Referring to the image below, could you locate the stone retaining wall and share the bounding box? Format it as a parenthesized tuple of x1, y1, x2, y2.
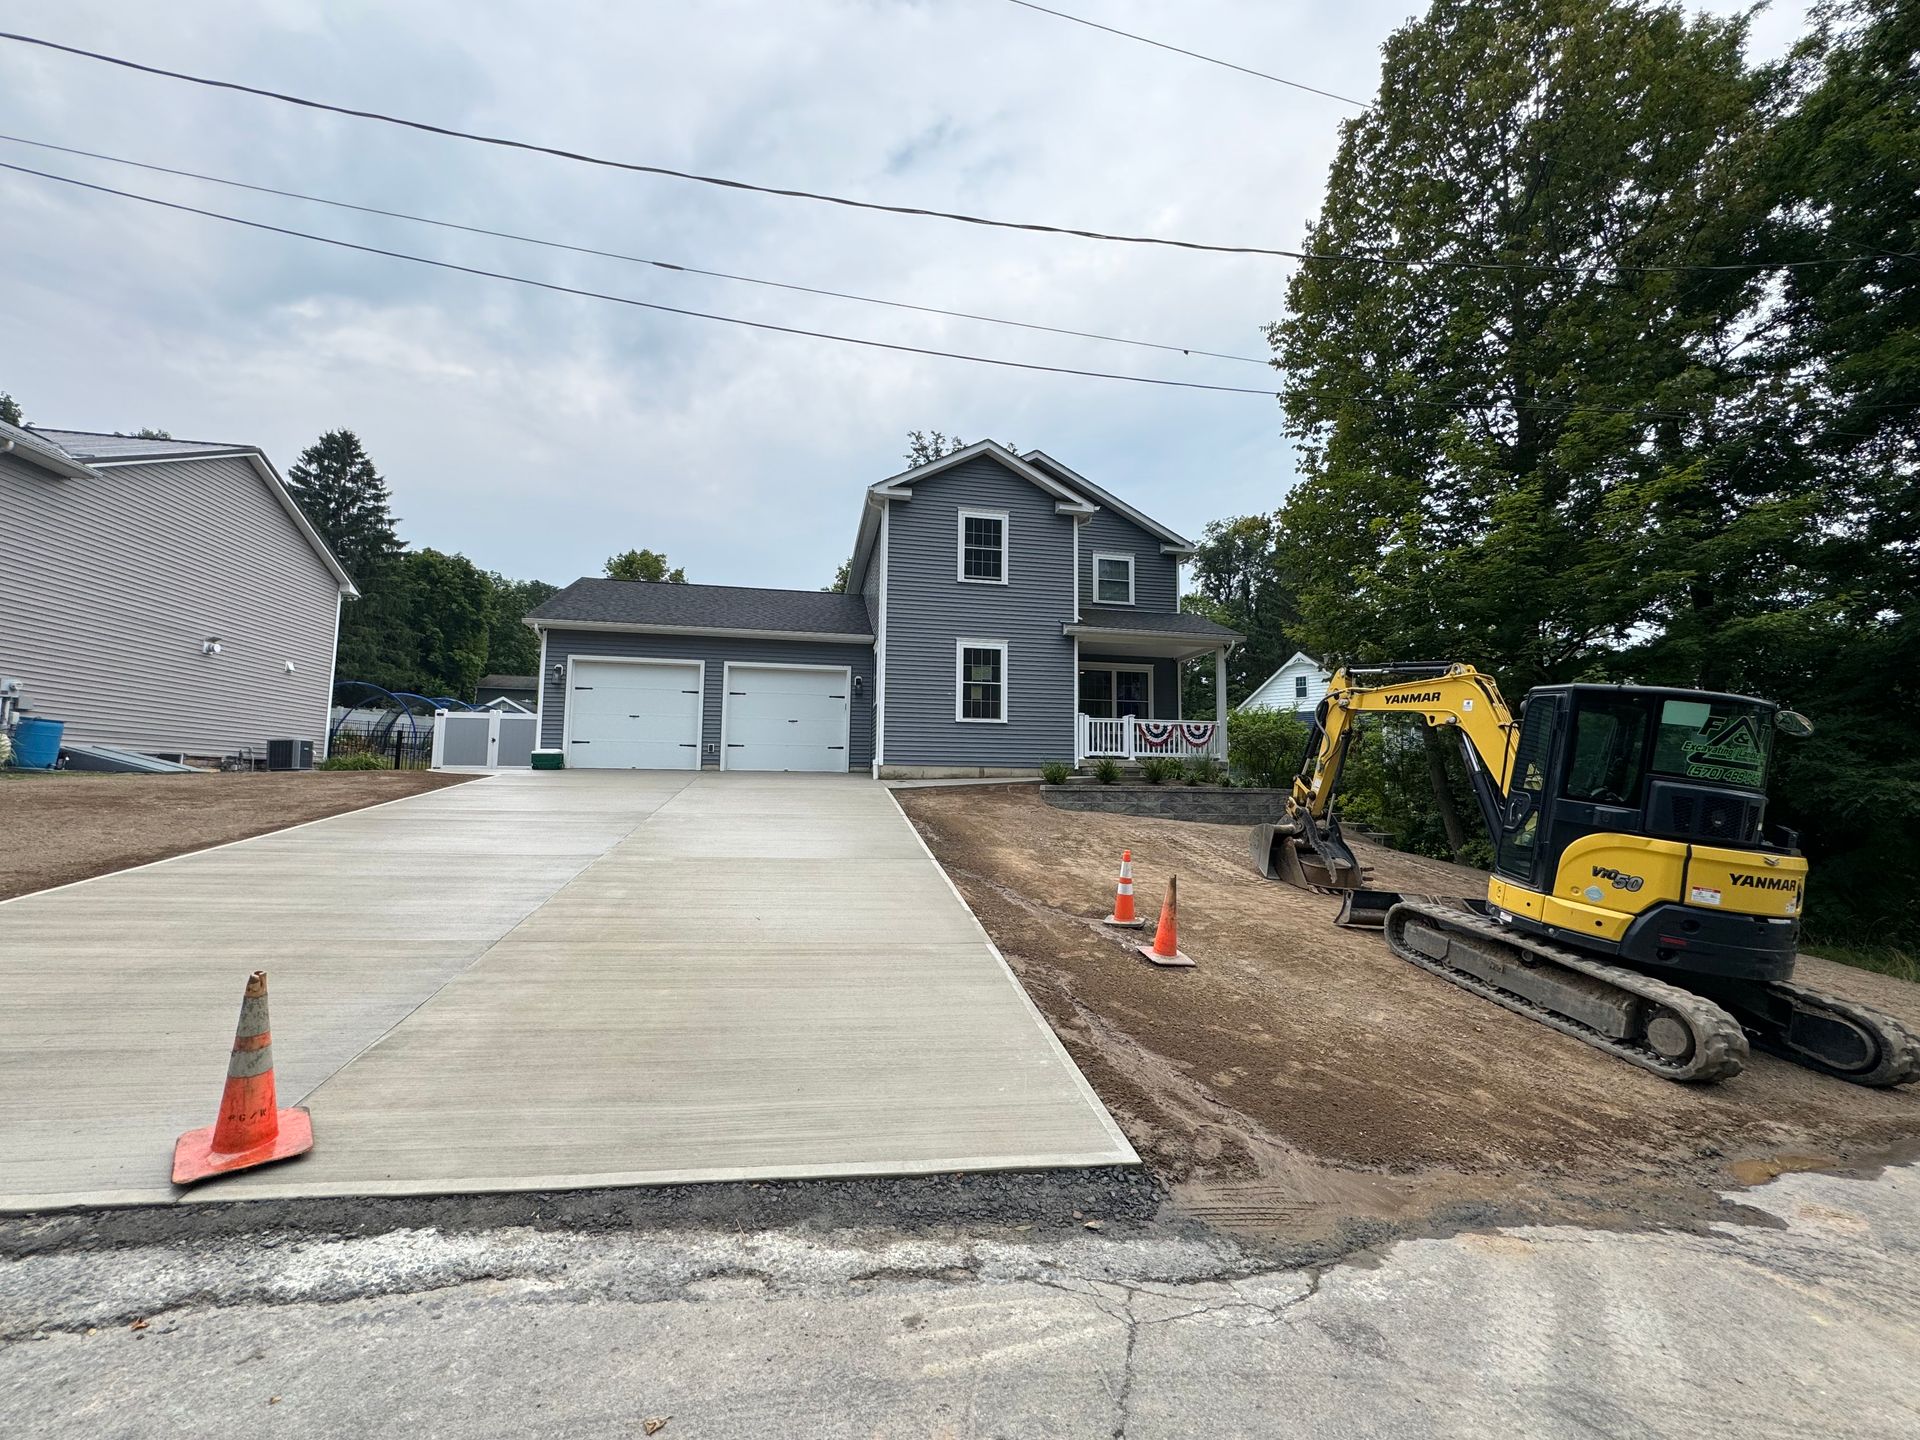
(1041, 784, 1288, 824)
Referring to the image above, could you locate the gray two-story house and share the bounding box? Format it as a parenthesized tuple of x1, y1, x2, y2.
(526, 442, 1240, 777)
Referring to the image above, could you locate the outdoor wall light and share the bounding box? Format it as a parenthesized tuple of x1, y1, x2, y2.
(201, 637, 223, 656)
(549, 663, 565, 684)
(853, 676, 865, 699)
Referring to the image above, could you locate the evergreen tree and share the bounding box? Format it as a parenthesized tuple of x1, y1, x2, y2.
(0, 392, 23, 426)
(287, 430, 402, 583)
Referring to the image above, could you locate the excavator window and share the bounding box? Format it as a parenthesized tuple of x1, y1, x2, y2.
(1495, 699, 1557, 881)
(1564, 696, 1650, 807)
(1651, 698, 1773, 789)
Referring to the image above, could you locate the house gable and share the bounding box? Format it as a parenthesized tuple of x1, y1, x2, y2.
(1242, 651, 1330, 712)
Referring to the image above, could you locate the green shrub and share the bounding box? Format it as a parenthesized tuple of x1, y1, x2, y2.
(317, 752, 390, 771)
(1040, 760, 1072, 785)
(1186, 755, 1225, 786)
(1227, 707, 1310, 789)
(1139, 756, 1180, 785)
(1092, 757, 1122, 785)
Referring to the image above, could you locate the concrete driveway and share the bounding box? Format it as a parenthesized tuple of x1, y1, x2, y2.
(0, 772, 1132, 1210)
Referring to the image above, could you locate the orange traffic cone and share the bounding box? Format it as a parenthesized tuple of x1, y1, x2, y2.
(172, 971, 313, 1185)
(1105, 849, 1146, 928)
(1137, 875, 1195, 968)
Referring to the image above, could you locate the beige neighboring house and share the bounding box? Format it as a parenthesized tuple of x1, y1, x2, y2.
(1240, 651, 1332, 715)
(0, 422, 357, 762)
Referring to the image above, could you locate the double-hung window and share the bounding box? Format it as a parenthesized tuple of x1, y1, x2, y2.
(958, 509, 1008, 584)
(957, 640, 1008, 722)
(1092, 551, 1135, 605)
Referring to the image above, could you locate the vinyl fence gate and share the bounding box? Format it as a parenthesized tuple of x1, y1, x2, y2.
(431, 709, 539, 770)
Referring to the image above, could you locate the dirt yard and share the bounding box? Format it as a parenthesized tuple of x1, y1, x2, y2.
(898, 783, 1920, 1246)
(0, 770, 473, 901)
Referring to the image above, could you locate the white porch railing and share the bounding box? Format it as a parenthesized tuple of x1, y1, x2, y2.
(1075, 714, 1225, 763)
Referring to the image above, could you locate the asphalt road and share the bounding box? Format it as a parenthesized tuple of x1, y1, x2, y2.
(4, 1164, 1917, 1438)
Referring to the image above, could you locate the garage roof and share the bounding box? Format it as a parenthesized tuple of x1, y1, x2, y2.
(527, 578, 875, 642)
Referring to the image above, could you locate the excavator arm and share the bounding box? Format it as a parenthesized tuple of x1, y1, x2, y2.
(1252, 662, 1519, 894)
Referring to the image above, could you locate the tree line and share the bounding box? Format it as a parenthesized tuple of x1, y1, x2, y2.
(283, 430, 694, 702)
(1182, 0, 1916, 950)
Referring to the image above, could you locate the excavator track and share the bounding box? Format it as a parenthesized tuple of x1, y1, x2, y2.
(1384, 899, 1749, 1084)
(1723, 979, 1920, 1088)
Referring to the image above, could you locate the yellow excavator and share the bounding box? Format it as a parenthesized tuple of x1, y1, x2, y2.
(1252, 663, 1918, 1086)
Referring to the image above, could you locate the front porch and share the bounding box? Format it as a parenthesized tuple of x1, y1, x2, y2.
(1074, 713, 1226, 763)
(1065, 606, 1240, 767)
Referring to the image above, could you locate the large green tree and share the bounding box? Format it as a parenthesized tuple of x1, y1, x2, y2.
(483, 574, 558, 680)
(0, 392, 23, 426)
(1273, 0, 1778, 685)
(604, 549, 686, 583)
(402, 549, 493, 701)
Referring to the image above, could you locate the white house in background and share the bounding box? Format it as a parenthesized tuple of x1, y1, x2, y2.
(1240, 651, 1332, 715)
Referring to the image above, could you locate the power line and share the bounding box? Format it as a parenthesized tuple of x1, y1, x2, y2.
(0, 160, 1284, 397)
(0, 29, 1311, 260)
(4, 30, 1902, 275)
(0, 133, 1268, 366)
(998, 0, 1370, 108)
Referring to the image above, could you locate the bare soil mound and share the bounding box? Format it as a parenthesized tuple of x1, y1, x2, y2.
(897, 783, 1920, 1244)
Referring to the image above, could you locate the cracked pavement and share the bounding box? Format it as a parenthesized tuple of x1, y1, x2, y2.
(5, 1164, 1919, 1438)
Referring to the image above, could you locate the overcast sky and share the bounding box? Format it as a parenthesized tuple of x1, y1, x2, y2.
(0, 1, 1811, 590)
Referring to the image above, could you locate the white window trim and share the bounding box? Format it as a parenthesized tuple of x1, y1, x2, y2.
(1092, 550, 1136, 606)
(955, 638, 1010, 724)
(719, 661, 852, 772)
(956, 507, 1010, 585)
(1077, 661, 1154, 719)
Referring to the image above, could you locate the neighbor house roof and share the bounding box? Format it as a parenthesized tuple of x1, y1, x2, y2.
(526, 578, 875, 642)
(1241, 653, 1330, 709)
(9, 425, 357, 595)
(477, 673, 537, 691)
(0, 419, 101, 479)
(1067, 607, 1242, 641)
(30, 429, 256, 462)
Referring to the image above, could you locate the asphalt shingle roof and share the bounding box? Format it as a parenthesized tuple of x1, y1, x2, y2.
(528, 578, 875, 637)
(1072, 607, 1243, 641)
(29, 428, 256, 462)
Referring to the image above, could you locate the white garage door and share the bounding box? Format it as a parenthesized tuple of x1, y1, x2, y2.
(567, 658, 703, 769)
(723, 664, 851, 772)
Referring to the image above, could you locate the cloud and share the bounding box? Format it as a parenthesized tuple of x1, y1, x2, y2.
(0, 0, 1812, 587)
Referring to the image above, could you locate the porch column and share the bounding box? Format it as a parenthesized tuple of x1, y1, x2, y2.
(1214, 647, 1229, 757)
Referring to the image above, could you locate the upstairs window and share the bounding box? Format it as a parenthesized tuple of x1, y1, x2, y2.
(1093, 552, 1135, 605)
(1294, 675, 1309, 699)
(958, 509, 1008, 584)
(957, 641, 1008, 722)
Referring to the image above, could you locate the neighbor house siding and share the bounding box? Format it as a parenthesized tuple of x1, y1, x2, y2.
(537, 627, 874, 769)
(1078, 507, 1179, 613)
(1243, 656, 1331, 714)
(0, 450, 341, 757)
(881, 454, 1076, 767)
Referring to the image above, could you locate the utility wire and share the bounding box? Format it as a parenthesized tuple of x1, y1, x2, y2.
(998, 0, 1370, 108)
(3, 30, 1905, 274)
(0, 133, 1267, 365)
(0, 160, 1283, 396)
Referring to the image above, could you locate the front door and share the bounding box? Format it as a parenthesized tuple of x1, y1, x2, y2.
(1078, 666, 1153, 718)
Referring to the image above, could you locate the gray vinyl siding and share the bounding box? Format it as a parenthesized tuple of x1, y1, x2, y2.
(1079, 508, 1179, 613)
(0, 450, 340, 758)
(881, 455, 1076, 766)
(538, 628, 874, 769)
(1077, 651, 1182, 720)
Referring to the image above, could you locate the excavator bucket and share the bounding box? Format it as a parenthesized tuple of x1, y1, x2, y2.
(1333, 889, 1405, 929)
(1250, 821, 1357, 891)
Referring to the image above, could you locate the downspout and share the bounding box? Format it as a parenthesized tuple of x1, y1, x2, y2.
(873, 501, 889, 777)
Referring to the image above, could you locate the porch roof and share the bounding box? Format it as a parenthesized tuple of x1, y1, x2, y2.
(1065, 607, 1240, 659)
